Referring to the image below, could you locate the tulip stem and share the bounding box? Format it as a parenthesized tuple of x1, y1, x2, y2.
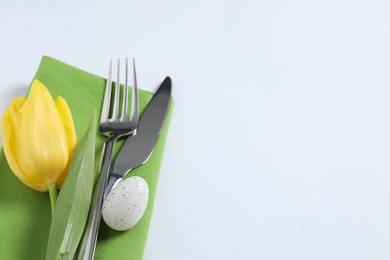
(47, 183, 58, 215)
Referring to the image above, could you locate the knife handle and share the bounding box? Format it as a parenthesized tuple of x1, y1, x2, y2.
(104, 175, 123, 198)
(77, 139, 115, 260)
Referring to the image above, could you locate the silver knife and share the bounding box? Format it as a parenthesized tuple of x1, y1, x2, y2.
(76, 76, 172, 260)
(104, 76, 172, 197)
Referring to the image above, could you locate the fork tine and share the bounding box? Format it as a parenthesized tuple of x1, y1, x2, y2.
(121, 58, 129, 121)
(100, 59, 112, 124)
(111, 58, 121, 120)
(129, 58, 139, 125)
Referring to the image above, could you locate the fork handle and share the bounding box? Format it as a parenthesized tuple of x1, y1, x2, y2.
(77, 139, 115, 260)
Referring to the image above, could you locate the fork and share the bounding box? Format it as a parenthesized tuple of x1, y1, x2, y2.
(77, 58, 139, 260)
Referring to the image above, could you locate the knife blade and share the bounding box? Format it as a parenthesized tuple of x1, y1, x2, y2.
(104, 76, 172, 196)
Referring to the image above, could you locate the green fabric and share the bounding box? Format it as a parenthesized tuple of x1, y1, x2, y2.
(0, 56, 173, 259)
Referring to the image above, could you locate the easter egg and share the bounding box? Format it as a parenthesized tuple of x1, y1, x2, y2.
(102, 176, 149, 231)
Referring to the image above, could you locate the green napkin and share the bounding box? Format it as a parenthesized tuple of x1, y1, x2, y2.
(0, 56, 173, 259)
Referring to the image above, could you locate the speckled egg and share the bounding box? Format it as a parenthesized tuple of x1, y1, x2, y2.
(102, 176, 149, 231)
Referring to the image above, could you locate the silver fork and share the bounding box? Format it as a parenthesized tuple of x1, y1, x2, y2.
(77, 58, 139, 260)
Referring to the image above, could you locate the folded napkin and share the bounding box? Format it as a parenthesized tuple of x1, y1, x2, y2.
(0, 56, 173, 259)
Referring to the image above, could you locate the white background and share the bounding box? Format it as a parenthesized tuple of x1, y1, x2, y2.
(1, 1, 390, 259)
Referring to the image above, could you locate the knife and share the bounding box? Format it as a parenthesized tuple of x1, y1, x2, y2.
(104, 76, 172, 197)
(76, 76, 172, 260)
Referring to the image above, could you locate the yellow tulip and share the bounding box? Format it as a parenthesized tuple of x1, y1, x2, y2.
(1, 79, 77, 194)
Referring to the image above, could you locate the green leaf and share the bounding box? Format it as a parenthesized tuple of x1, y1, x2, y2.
(45, 112, 96, 260)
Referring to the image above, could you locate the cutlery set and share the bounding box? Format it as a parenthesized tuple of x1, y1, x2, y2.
(76, 58, 172, 259)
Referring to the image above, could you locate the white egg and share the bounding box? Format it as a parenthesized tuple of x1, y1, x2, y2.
(102, 176, 149, 231)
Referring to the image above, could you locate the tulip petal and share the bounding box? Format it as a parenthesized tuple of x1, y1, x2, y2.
(16, 80, 69, 185)
(55, 96, 78, 187)
(2, 101, 48, 192)
(7, 96, 50, 188)
(55, 96, 77, 154)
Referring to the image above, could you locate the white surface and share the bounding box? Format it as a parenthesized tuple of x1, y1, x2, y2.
(1, 1, 390, 259)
